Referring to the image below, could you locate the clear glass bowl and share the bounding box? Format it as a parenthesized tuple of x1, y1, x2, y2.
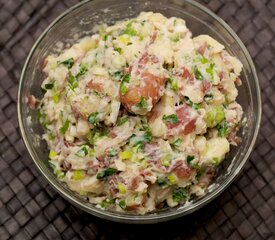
(18, 0, 261, 223)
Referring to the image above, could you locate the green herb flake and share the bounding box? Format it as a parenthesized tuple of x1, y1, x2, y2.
(121, 22, 137, 36)
(193, 66, 204, 80)
(167, 77, 179, 91)
(120, 73, 131, 95)
(109, 148, 117, 157)
(186, 155, 194, 165)
(119, 200, 126, 209)
(75, 63, 88, 80)
(172, 188, 188, 202)
(59, 119, 70, 135)
(96, 168, 118, 180)
(68, 71, 78, 90)
(76, 146, 88, 157)
(100, 198, 115, 209)
(88, 112, 99, 125)
(216, 121, 229, 137)
(171, 138, 182, 148)
(45, 82, 54, 90)
(58, 58, 74, 69)
(114, 48, 122, 54)
(136, 96, 148, 109)
(162, 114, 179, 124)
(184, 96, 202, 110)
(200, 56, 209, 64)
(116, 116, 129, 126)
(156, 178, 168, 188)
(206, 63, 215, 80)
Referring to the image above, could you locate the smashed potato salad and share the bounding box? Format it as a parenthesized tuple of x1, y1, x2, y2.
(37, 12, 244, 214)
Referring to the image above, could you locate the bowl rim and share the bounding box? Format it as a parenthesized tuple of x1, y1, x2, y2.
(17, 0, 262, 223)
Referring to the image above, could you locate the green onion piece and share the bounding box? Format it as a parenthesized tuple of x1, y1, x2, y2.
(88, 112, 99, 125)
(184, 96, 202, 110)
(172, 188, 188, 202)
(96, 168, 117, 180)
(58, 58, 74, 69)
(119, 200, 126, 209)
(206, 63, 215, 80)
(121, 22, 137, 36)
(205, 106, 225, 128)
(52, 93, 59, 103)
(72, 170, 86, 180)
(162, 114, 179, 124)
(59, 119, 70, 134)
(49, 150, 57, 159)
(171, 138, 182, 148)
(136, 96, 148, 108)
(167, 77, 179, 91)
(116, 116, 129, 126)
(216, 121, 229, 137)
(200, 56, 209, 64)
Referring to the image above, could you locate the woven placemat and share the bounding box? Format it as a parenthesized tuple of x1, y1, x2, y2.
(0, 0, 274, 239)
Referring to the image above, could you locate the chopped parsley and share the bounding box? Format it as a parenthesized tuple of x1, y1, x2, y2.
(172, 188, 188, 202)
(59, 119, 70, 135)
(136, 96, 148, 109)
(217, 121, 229, 137)
(96, 168, 117, 180)
(58, 58, 74, 69)
(193, 66, 204, 80)
(184, 96, 202, 110)
(162, 114, 179, 124)
(76, 146, 88, 157)
(186, 155, 194, 165)
(121, 22, 137, 36)
(116, 116, 129, 126)
(88, 112, 99, 125)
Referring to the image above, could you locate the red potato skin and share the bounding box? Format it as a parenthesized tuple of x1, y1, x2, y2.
(167, 104, 197, 135)
(120, 71, 166, 113)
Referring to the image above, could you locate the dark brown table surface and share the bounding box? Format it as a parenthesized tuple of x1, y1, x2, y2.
(0, 0, 274, 239)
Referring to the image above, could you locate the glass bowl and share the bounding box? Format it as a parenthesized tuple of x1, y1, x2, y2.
(17, 0, 261, 223)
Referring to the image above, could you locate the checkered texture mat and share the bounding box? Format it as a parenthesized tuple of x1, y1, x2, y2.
(0, 0, 274, 239)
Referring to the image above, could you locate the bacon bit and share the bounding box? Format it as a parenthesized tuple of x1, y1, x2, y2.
(183, 119, 196, 135)
(87, 81, 103, 92)
(235, 77, 242, 86)
(197, 42, 208, 55)
(219, 72, 225, 80)
(201, 80, 211, 93)
(147, 108, 161, 123)
(126, 204, 140, 211)
(108, 176, 119, 197)
(64, 140, 75, 147)
(198, 168, 214, 187)
(60, 160, 72, 171)
(109, 130, 117, 138)
(27, 95, 38, 109)
(174, 164, 193, 179)
(129, 176, 142, 190)
(217, 83, 225, 93)
(149, 31, 157, 45)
